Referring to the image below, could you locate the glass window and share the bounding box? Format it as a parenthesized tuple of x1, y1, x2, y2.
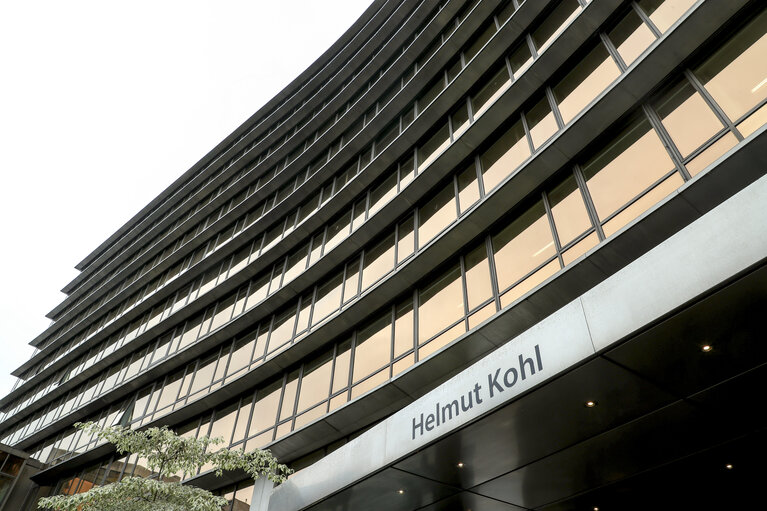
(375, 121, 399, 155)
(492, 201, 557, 292)
(343, 259, 360, 303)
(419, 77, 445, 113)
(312, 274, 343, 325)
(418, 182, 457, 247)
(653, 79, 725, 158)
(694, 10, 767, 122)
(246, 274, 269, 311)
(451, 102, 470, 140)
(324, 211, 352, 254)
(209, 403, 237, 445)
(267, 308, 296, 353)
(189, 354, 217, 397)
(369, 172, 397, 217)
(602, 172, 684, 236)
(457, 163, 480, 213)
(480, 119, 530, 192)
(552, 44, 621, 125)
(508, 40, 533, 79)
(394, 300, 414, 357)
(418, 123, 451, 172)
(465, 244, 493, 311)
(353, 315, 392, 383)
(547, 174, 592, 246)
(532, 0, 581, 53)
(525, 95, 559, 149)
(332, 341, 352, 394)
(685, 133, 738, 177)
(637, 0, 697, 33)
(418, 265, 464, 343)
(608, 7, 656, 66)
(361, 234, 396, 290)
(581, 116, 676, 221)
(279, 371, 298, 421)
(156, 371, 183, 411)
(210, 294, 236, 332)
(465, 22, 496, 62)
(297, 352, 333, 413)
(249, 381, 281, 435)
(283, 244, 309, 286)
(228, 334, 255, 376)
(471, 65, 511, 119)
(397, 214, 415, 262)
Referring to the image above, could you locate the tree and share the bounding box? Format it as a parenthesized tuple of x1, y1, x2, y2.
(38, 421, 292, 511)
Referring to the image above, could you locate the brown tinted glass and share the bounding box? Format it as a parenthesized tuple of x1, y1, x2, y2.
(532, 0, 581, 52)
(418, 182, 457, 247)
(695, 10, 767, 122)
(465, 244, 493, 310)
(525, 96, 559, 149)
(608, 8, 656, 66)
(418, 265, 464, 343)
(492, 200, 556, 292)
(361, 234, 396, 290)
(654, 80, 724, 158)
(548, 174, 592, 246)
(480, 119, 530, 192)
(552, 43, 621, 124)
(582, 116, 675, 220)
(637, 0, 697, 33)
(353, 315, 392, 382)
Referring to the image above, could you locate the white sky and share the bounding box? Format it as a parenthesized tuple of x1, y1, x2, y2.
(0, 0, 373, 397)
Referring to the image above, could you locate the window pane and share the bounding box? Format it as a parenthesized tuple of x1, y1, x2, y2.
(397, 214, 415, 262)
(343, 260, 360, 303)
(229, 334, 255, 375)
(209, 403, 237, 445)
(457, 164, 480, 213)
(637, 0, 697, 33)
(361, 233, 396, 290)
(582, 116, 675, 220)
(418, 182, 457, 247)
(369, 172, 398, 217)
(324, 211, 352, 254)
(312, 274, 343, 325)
(685, 133, 738, 177)
(480, 119, 530, 192)
(547, 174, 592, 246)
(694, 10, 767, 121)
(332, 341, 351, 393)
(608, 8, 656, 66)
(451, 102, 470, 140)
(508, 40, 533, 78)
(418, 265, 464, 343)
(394, 300, 414, 357)
(653, 79, 725, 158)
(471, 65, 511, 119)
(602, 172, 684, 236)
(249, 381, 281, 434)
(189, 355, 217, 396)
(465, 244, 493, 311)
(353, 315, 392, 383)
(418, 123, 451, 172)
(267, 308, 296, 353)
(552, 43, 621, 124)
(492, 201, 557, 292)
(297, 352, 333, 412)
(532, 0, 581, 53)
(283, 244, 309, 286)
(525, 96, 559, 149)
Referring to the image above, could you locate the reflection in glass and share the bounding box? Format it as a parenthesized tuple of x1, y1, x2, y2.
(552, 44, 620, 124)
(694, 9, 767, 121)
(418, 124, 451, 172)
(653, 79, 724, 158)
(548, 174, 592, 246)
(685, 133, 738, 176)
(492, 201, 556, 292)
(582, 117, 675, 221)
(361, 234, 395, 290)
(472, 65, 511, 119)
(464, 245, 493, 311)
(602, 173, 683, 236)
(480, 119, 530, 192)
(418, 265, 464, 343)
(353, 315, 391, 383)
(608, 7, 656, 66)
(637, 0, 697, 33)
(418, 182, 457, 247)
(457, 164, 480, 214)
(525, 96, 559, 149)
(508, 40, 533, 78)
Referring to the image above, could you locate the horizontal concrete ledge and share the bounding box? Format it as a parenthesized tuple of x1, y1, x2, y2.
(29, 124, 767, 483)
(267, 172, 767, 511)
(2, 0, 749, 434)
(52, 0, 447, 318)
(69, 0, 396, 276)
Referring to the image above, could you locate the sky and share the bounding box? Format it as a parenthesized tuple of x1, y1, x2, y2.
(0, 0, 373, 396)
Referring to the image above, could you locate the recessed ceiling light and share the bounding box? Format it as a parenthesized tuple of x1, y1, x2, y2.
(457, 462, 464, 468)
(397, 489, 405, 494)
(593, 507, 599, 511)
(701, 345, 713, 352)
(585, 400, 597, 408)
(725, 464, 733, 470)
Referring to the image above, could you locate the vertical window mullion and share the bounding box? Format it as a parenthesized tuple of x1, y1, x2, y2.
(573, 165, 605, 240)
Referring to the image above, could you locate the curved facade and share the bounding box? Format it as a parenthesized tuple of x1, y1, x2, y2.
(3, 0, 767, 509)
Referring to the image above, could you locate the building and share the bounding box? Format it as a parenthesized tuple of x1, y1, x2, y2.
(2, 0, 766, 509)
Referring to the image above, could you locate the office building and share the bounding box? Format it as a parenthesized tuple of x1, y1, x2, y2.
(2, 0, 766, 509)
